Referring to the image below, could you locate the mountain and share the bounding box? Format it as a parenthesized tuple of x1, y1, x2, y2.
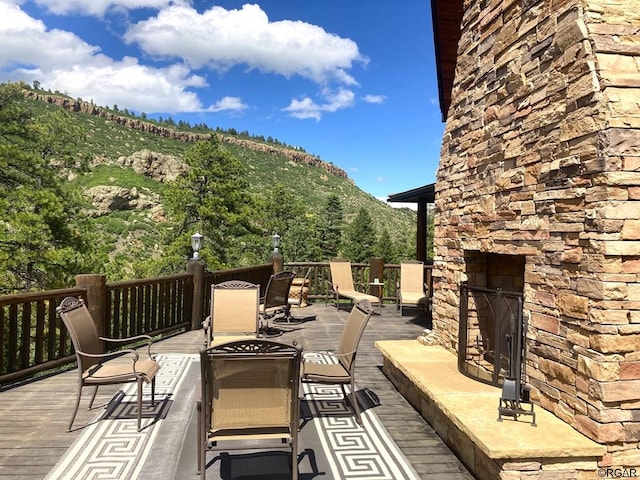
(22, 89, 417, 271)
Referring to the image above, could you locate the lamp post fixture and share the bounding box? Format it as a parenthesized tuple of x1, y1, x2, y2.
(272, 232, 281, 253)
(191, 232, 204, 259)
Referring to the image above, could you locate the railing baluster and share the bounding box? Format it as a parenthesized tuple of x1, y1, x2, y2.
(35, 301, 45, 364)
(8, 304, 18, 373)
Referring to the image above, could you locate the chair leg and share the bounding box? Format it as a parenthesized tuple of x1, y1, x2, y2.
(151, 376, 156, 406)
(68, 381, 84, 432)
(196, 401, 203, 476)
(88, 385, 99, 409)
(291, 439, 298, 480)
(343, 382, 362, 425)
(137, 379, 143, 431)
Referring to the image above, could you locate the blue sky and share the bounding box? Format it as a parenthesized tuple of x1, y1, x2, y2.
(0, 0, 445, 203)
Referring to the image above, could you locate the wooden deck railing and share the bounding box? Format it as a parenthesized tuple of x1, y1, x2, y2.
(284, 261, 433, 304)
(0, 259, 432, 387)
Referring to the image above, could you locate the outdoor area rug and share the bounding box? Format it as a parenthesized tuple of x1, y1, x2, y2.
(45, 353, 199, 480)
(45, 352, 421, 480)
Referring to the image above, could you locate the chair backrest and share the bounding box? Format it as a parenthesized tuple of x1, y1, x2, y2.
(400, 261, 425, 294)
(290, 267, 312, 302)
(263, 271, 295, 309)
(336, 299, 374, 373)
(200, 339, 302, 434)
(56, 296, 104, 370)
(329, 261, 355, 292)
(211, 281, 260, 335)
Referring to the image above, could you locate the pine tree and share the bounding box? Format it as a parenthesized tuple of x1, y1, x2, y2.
(0, 82, 94, 292)
(375, 228, 396, 263)
(343, 207, 376, 263)
(162, 138, 256, 271)
(319, 193, 343, 260)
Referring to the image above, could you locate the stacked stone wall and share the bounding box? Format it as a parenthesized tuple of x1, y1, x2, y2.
(433, 0, 640, 463)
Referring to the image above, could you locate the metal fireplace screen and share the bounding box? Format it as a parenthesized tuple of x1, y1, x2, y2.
(458, 283, 535, 424)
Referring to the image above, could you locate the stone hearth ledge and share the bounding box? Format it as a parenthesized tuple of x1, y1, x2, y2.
(375, 340, 607, 480)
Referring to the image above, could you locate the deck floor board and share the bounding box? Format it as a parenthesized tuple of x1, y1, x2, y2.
(0, 302, 473, 480)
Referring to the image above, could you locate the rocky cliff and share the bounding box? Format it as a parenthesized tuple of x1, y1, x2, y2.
(23, 90, 351, 181)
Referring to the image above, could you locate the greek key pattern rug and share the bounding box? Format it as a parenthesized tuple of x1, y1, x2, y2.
(46, 352, 420, 480)
(45, 353, 198, 480)
(301, 352, 421, 480)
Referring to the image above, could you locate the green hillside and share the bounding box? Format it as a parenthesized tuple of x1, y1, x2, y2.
(22, 89, 417, 277)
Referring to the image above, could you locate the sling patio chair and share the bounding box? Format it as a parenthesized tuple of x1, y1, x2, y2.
(327, 260, 381, 312)
(259, 270, 295, 333)
(203, 280, 261, 347)
(197, 339, 302, 479)
(295, 299, 374, 425)
(56, 296, 160, 432)
(286, 267, 312, 322)
(397, 260, 430, 315)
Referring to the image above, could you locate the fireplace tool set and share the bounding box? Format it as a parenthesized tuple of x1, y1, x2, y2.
(497, 311, 536, 426)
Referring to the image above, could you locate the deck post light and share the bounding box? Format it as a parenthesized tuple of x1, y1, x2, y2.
(272, 232, 281, 253)
(191, 232, 204, 259)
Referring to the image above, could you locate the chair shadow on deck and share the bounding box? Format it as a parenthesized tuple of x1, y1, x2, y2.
(100, 391, 173, 429)
(210, 449, 323, 480)
(299, 387, 380, 430)
(266, 312, 318, 338)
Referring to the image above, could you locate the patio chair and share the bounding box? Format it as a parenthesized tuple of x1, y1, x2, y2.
(259, 270, 295, 332)
(197, 339, 302, 479)
(286, 267, 312, 322)
(397, 261, 430, 315)
(203, 280, 260, 347)
(296, 299, 374, 425)
(56, 296, 160, 432)
(327, 260, 381, 311)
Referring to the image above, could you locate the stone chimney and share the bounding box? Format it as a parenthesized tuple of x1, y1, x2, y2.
(433, 0, 640, 466)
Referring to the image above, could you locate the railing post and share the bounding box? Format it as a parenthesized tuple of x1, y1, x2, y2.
(269, 252, 283, 274)
(188, 259, 205, 331)
(369, 257, 384, 282)
(75, 274, 107, 337)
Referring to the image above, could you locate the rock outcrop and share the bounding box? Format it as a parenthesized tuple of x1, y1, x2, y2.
(116, 149, 187, 183)
(85, 185, 164, 221)
(22, 90, 350, 181)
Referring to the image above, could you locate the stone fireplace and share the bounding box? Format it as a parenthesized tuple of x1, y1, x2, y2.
(431, 0, 640, 467)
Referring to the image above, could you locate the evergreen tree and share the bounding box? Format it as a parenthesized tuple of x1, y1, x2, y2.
(343, 208, 376, 263)
(375, 228, 396, 263)
(319, 193, 343, 260)
(162, 138, 256, 271)
(261, 183, 304, 237)
(0, 82, 94, 293)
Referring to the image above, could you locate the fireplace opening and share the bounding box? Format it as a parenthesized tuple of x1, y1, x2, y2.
(457, 252, 525, 387)
(458, 252, 534, 423)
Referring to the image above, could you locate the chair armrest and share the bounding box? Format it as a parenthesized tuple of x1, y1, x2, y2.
(100, 334, 153, 345)
(99, 335, 155, 358)
(293, 334, 340, 351)
(77, 348, 140, 364)
(202, 316, 211, 346)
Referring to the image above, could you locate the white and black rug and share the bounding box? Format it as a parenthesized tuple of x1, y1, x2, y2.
(45, 353, 420, 480)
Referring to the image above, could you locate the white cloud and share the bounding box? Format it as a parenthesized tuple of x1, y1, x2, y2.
(363, 94, 386, 104)
(282, 87, 355, 120)
(0, 2, 99, 69)
(208, 96, 248, 113)
(0, 2, 215, 113)
(123, 4, 367, 85)
(30, 0, 183, 17)
(0, 2, 367, 118)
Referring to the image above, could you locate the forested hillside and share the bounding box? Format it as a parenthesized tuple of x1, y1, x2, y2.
(0, 81, 418, 294)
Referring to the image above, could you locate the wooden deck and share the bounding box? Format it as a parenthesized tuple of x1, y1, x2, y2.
(0, 302, 473, 480)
